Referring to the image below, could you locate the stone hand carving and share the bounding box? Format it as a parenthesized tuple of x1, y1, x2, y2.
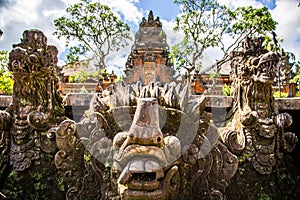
(276, 113, 298, 153)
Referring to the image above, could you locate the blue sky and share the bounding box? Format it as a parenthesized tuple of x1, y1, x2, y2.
(1, 0, 300, 76)
(136, 0, 277, 19)
(257, 0, 276, 9)
(137, 0, 180, 21)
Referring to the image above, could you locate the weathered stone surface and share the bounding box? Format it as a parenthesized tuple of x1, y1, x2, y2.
(4, 94, 300, 111)
(54, 81, 238, 199)
(1, 31, 299, 200)
(221, 37, 299, 199)
(276, 97, 300, 110)
(0, 29, 65, 199)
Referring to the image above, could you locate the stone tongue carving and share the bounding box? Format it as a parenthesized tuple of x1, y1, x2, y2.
(220, 37, 298, 174)
(55, 81, 238, 199)
(0, 29, 65, 174)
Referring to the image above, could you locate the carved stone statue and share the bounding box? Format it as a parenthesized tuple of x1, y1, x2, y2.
(220, 37, 299, 199)
(1, 30, 299, 199)
(221, 37, 298, 174)
(0, 29, 65, 199)
(54, 81, 238, 199)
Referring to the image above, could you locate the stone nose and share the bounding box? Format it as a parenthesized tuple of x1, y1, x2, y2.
(128, 127, 164, 147)
(127, 98, 165, 147)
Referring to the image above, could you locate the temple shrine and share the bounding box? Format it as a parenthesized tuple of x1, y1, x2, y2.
(124, 11, 176, 85)
(58, 11, 295, 97)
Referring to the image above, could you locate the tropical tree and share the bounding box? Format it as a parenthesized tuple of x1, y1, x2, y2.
(171, 0, 232, 83)
(223, 6, 278, 58)
(53, 0, 131, 70)
(171, 0, 278, 82)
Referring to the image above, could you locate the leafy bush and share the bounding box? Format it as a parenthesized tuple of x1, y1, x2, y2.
(295, 90, 300, 97)
(222, 83, 231, 96)
(68, 70, 99, 83)
(0, 50, 13, 95)
(0, 71, 14, 94)
(273, 91, 288, 98)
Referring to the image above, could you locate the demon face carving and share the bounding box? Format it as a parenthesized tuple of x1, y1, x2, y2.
(54, 82, 238, 200)
(221, 37, 298, 175)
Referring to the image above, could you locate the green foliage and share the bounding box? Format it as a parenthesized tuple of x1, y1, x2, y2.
(295, 90, 300, 97)
(290, 71, 300, 85)
(222, 83, 231, 96)
(0, 71, 13, 95)
(69, 70, 99, 83)
(80, 86, 87, 93)
(53, 0, 131, 68)
(0, 51, 13, 95)
(227, 6, 277, 37)
(66, 45, 87, 64)
(0, 50, 9, 69)
(169, 41, 194, 72)
(2, 157, 66, 199)
(115, 75, 123, 83)
(172, 0, 231, 74)
(263, 35, 282, 52)
(258, 192, 272, 200)
(219, 6, 278, 67)
(210, 72, 221, 79)
(56, 176, 65, 192)
(273, 91, 288, 98)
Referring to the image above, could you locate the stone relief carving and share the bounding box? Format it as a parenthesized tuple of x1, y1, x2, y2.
(54, 81, 238, 199)
(0, 30, 299, 199)
(220, 37, 298, 174)
(0, 30, 66, 199)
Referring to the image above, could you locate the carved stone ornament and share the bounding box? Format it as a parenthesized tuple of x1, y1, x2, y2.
(0, 29, 65, 174)
(1, 31, 298, 199)
(54, 81, 238, 199)
(220, 37, 298, 175)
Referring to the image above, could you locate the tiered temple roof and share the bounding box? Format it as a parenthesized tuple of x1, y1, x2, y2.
(124, 11, 175, 85)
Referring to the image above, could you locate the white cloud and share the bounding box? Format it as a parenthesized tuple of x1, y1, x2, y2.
(271, 0, 300, 61)
(99, 0, 144, 25)
(216, 0, 300, 61)
(0, 0, 67, 54)
(218, 0, 263, 8)
(61, 0, 82, 6)
(160, 19, 184, 47)
(1, 0, 299, 75)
